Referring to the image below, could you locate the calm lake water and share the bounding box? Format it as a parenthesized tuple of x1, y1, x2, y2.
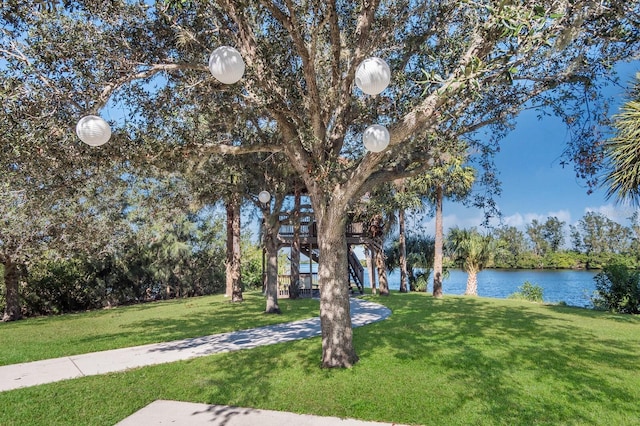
(369, 269, 598, 307)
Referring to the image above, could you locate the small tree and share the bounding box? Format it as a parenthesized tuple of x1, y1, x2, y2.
(508, 281, 544, 303)
(447, 227, 495, 296)
(493, 225, 529, 268)
(592, 263, 640, 314)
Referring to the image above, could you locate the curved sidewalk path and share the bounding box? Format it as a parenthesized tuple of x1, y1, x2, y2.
(0, 298, 391, 393)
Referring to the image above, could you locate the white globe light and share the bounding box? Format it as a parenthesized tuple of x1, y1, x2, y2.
(208, 46, 245, 84)
(76, 115, 111, 146)
(258, 190, 271, 204)
(363, 124, 390, 153)
(355, 57, 391, 95)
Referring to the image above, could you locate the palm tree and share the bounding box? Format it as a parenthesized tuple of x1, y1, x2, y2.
(603, 73, 640, 205)
(446, 227, 495, 296)
(410, 144, 475, 298)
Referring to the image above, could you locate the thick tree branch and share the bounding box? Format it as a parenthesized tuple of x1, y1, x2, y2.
(195, 142, 283, 156)
(215, 0, 290, 114)
(259, 0, 326, 145)
(327, 1, 341, 98)
(328, 0, 381, 155)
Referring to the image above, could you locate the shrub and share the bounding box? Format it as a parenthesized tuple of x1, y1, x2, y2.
(508, 281, 544, 302)
(24, 258, 103, 315)
(414, 274, 429, 292)
(592, 263, 640, 314)
(241, 243, 266, 290)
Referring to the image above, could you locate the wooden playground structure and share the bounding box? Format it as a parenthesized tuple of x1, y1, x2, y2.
(269, 210, 373, 298)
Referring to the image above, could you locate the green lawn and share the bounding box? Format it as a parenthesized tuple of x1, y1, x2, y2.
(1, 292, 639, 425)
(0, 292, 319, 365)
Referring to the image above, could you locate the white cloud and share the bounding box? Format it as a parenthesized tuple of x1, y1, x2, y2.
(487, 209, 572, 231)
(412, 212, 485, 236)
(548, 209, 572, 223)
(443, 212, 485, 230)
(584, 203, 639, 224)
(501, 212, 526, 228)
(412, 204, 639, 237)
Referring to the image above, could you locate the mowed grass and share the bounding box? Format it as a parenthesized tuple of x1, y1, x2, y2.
(0, 292, 319, 365)
(1, 292, 639, 425)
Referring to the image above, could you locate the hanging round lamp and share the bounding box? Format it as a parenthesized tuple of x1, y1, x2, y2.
(258, 190, 271, 204)
(355, 57, 391, 95)
(363, 124, 390, 153)
(208, 46, 245, 84)
(76, 115, 111, 146)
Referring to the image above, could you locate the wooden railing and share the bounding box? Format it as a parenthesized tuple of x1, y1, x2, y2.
(277, 218, 367, 239)
(346, 221, 366, 237)
(277, 273, 319, 298)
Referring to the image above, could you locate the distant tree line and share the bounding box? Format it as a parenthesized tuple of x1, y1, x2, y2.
(488, 212, 640, 270)
(385, 211, 640, 296)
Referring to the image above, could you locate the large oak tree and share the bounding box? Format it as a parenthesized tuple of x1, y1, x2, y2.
(2, 0, 638, 367)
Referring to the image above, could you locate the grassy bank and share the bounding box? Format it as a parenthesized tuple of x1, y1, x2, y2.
(1, 293, 639, 425)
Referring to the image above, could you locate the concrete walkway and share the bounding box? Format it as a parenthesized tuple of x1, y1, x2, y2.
(1, 298, 405, 425)
(116, 399, 406, 426)
(0, 298, 391, 393)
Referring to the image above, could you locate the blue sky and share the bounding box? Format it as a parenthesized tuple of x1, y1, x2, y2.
(429, 61, 640, 236)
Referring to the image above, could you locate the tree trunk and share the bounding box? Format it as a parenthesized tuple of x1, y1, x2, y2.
(365, 245, 377, 295)
(225, 194, 243, 302)
(398, 207, 408, 293)
(225, 199, 233, 298)
(433, 185, 444, 298)
(465, 268, 478, 296)
(289, 190, 301, 299)
(375, 242, 390, 296)
(264, 213, 281, 314)
(2, 259, 22, 322)
(316, 212, 358, 368)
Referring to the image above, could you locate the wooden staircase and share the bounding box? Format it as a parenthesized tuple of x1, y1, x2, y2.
(347, 248, 365, 294)
(276, 211, 368, 296)
(296, 245, 364, 295)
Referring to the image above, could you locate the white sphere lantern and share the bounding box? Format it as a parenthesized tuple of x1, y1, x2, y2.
(76, 115, 111, 146)
(363, 124, 390, 153)
(208, 46, 245, 84)
(258, 190, 271, 204)
(355, 57, 391, 95)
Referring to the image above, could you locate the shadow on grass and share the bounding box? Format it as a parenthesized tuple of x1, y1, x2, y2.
(117, 295, 320, 343)
(354, 293, 640, 424)
(2, 293, 638, 425)
(45, 294, 319, 360)
(546, 303, 640, 323)
(0, 333, 324, 425)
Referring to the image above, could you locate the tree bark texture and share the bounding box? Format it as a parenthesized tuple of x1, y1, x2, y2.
(398, 207, 408, 293)
(289, 190, 301, 299)
(433, 186, 444, 298)
(375, 242, 390, 296)
(225, 194, 243, 302)
(264, 214, 281, 314)
(317, 214, 358, 368)
(465, 269, 478, 296)
(365, 245, 377, 295)
(2, 259, 22, 322)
